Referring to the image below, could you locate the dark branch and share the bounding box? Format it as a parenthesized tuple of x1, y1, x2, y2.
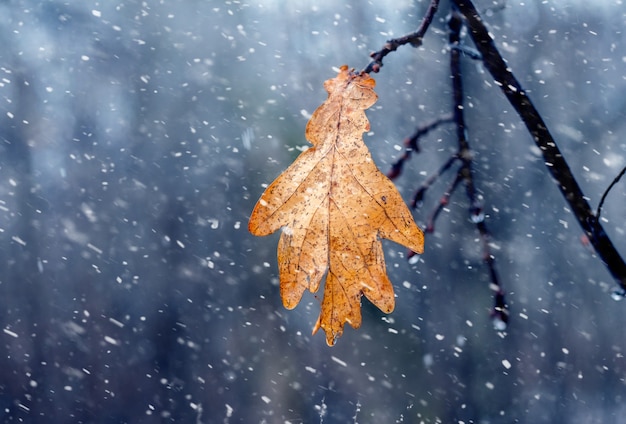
(387, 114, 454, 180)
(452, 0, 626, 291)
(596, 165, 626, 221)
(449, 8, 508, 328)
(404, 10, 510, 325)
(426, 172, 463, 233)
(363, 0, 441, 74)
(410, 154, 458, 209)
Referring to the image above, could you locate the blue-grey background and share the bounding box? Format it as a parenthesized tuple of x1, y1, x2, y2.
(0, 0, 624, 422)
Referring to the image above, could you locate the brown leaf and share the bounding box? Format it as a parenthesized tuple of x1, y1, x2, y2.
(249, 65, 424, 345)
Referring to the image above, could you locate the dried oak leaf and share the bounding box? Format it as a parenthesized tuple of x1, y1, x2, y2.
(249, 65, 424, 345)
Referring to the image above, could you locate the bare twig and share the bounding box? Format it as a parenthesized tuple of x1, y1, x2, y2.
(448, 8, 508, 327)
(596, 165, 626, 221)
(426, 172, 463, 233)
(363, 0, 441, 74)
(387, 114, 454, 180)
(410, 154, 459, 209)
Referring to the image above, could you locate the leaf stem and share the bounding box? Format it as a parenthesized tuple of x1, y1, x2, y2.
(363, 0, 441, 74)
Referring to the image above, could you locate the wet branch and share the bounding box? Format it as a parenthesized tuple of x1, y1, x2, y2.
(451, 0, 626, 292)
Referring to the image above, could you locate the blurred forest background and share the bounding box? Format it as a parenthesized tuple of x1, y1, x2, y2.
(0, 0, 625, 422)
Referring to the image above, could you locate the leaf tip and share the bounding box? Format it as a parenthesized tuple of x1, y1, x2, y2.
(312, 314, 343, 346)
(282, 297, 298, 310)
(247, 217, 258, 235)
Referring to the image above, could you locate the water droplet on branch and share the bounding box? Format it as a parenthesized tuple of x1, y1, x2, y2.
(610, 288, 626, 301)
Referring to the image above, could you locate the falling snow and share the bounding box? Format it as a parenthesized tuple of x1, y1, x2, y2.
(0, 0, 623, 422)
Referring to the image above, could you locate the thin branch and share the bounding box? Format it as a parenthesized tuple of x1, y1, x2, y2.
(426, 172, 463, 233)
(452, 0, 626, 291)
(387, 114, 454, 180)
(410, 154, 459, 209)
(449, 8, 508, 328)
(363, 0, 441, 74)
(596, 165, 626, 221)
